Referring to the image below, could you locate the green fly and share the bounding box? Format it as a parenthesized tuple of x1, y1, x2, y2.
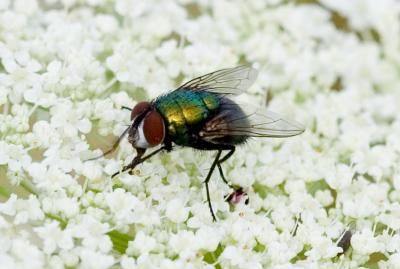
(93, 66, 304, 221)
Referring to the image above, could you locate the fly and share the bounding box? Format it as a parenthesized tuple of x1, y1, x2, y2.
(90, 66, 305, 221)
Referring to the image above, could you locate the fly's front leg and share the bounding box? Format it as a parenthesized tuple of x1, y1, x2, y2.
(112, 148, 146, 178)
(86, 126, 131, 161)
(112, 146, 168, 178)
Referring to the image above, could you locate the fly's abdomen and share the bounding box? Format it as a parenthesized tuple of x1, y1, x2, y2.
(154, 90, 219, 146)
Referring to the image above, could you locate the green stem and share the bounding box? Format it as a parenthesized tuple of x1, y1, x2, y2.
(20, 180, 38, 195)
(0, 186, 11, 198)
(46, 213, 67, 228)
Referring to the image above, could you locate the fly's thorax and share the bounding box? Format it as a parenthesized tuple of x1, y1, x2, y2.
(154, 90, 220, 144)
(128, 102, 165, 149)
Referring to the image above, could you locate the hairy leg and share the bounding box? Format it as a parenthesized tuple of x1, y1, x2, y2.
(111, 146, 167, 178)
(216, 146, 235, 186)
(203, 150, 223, 222)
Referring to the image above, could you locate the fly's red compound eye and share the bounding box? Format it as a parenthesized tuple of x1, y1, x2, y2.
(131, 101, 150, 121)
(143, 110, 165, 146)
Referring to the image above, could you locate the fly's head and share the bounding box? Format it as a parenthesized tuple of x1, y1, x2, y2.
(128, 101, 165, 149)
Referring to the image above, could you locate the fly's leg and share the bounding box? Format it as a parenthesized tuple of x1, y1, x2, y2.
(219, 147, 235, 163)
(204, 150, 222, 222)
(86, 126, 131, 161)
(112, 146, 167, 178)
(216, 147, 235, 187)
(217, 147, 249, 205)
(137, 146, 169, 166)
(112, 148, 146, 178)
(87, 106, 132, 161)
(217, 163, 233, 188)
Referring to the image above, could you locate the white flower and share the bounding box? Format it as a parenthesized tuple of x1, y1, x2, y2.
(155, 40, 182, 77)
(165, 198, 189, 223)
(0, 194, 18, 216)
(0, 141, 10, 165)
(79, 249, 115, 269)
(315, 190, 334, 207)
(0, 194, 44, 224)
(0, 0, 400, 268)
(81, 161, 103, 182)
(127, 231, 157, 256)
(339, 178, 389, 218)
(14, 0, 38, 15)
(325, 164, 354, 190)
(187, 201, 215, 228)
(352, 145, 396, 180)
(321, 0, 399, 31)
(0, 142, 31, 172)
(384, 253, 400, 268)
(69, 215, 112, 253)
(50, 101, 92, 137)
(220, 245, 263, 269)
(377, 202, 400, 230)
(106, 41, 156, 89)
(2, 238, 45, 269)
(94, 14, 118, 33)
(110, 92, 135, 111)
(195, 226, 223, 251)
(305, 236, 342, 260)
(24, 84, 58, 108)
(1, 50, 42, 104)
(228, 166, 256, 188)
(27, 162, 76, 192)
(32, 121, 61, 148)
(0, 0, 10, 10)
(58, 249, 79, 268)
(169, 230, 198, 259)
(115, 0, 149, 17)
(378, 233, 400, 253)
(120, 255, 136, 269)
(351, 228, 385, 255)
(104, 188, 155, 226)
(42, 195, 80, 218)
(34, 221, 74, 254)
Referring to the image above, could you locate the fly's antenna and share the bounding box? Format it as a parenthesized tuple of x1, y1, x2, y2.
(122, 106, 132, 111)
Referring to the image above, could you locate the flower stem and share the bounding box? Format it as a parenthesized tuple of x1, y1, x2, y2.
(20, 180, 39, 196)
(0, 186, 11, 198)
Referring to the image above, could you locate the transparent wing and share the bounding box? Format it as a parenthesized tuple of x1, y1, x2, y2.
(202, 103, 305, 138)
(176, 66, 258, 95)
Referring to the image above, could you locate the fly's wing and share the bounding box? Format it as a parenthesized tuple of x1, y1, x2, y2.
(201, 102, 305, 139)
(176, 66, 258, 95)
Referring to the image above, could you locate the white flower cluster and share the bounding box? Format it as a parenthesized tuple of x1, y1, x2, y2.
(1, 0, 400, 268)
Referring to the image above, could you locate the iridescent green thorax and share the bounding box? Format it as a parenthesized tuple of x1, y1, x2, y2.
(154, 90, 220, 146)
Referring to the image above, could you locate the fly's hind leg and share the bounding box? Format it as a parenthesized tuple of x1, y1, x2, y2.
(216, 146, 235, 187)
(216, 147, 249, 205)
(204, 150, 223, 222)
